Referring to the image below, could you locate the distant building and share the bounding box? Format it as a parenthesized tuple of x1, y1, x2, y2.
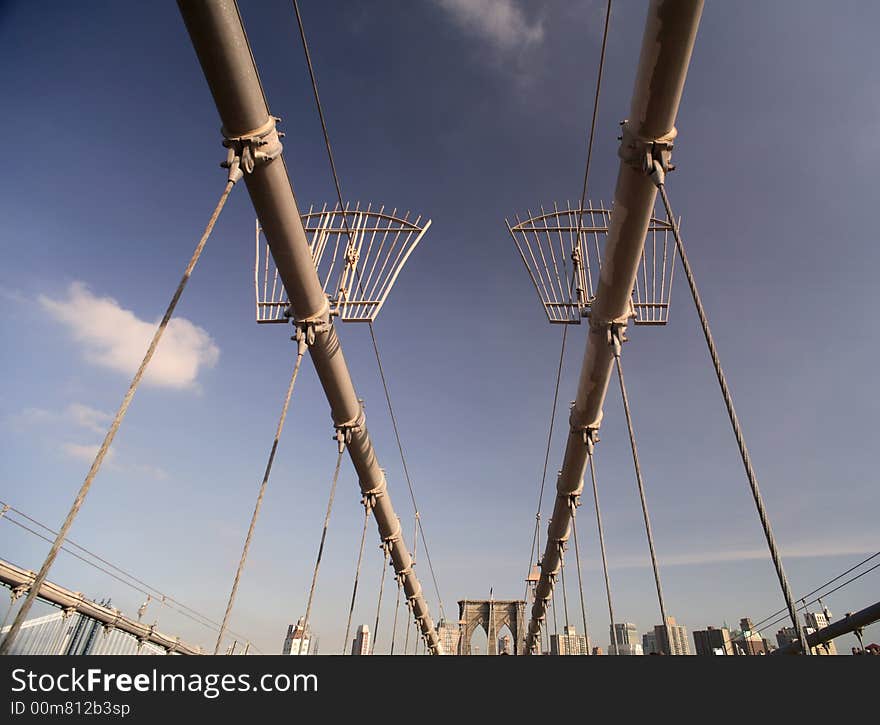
(592, 646, 604, 656)
(654, 616, 691, 655)
(693, 626, 732, 656)
(732, 617, 769, 655)
(642, 631, 658, 655)
(498, 634, 511, 655)
(282, 617, 311, 656)
(610, 623, 642, 655)
(804, 612, 837, 655)
(351, 624, 370, 656)
(436, 618, 461, 655)
(550, 625, 588, 655)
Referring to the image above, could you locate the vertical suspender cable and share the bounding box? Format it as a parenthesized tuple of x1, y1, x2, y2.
(389, 574, 402, 655)
(656, 181, 808, 651)
(0, 174, 240, 655)
(214, 341, 306, 654)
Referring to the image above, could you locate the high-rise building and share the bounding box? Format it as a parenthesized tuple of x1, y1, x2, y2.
(282, 617, 311, 655)
(642, 631, 658, 655)
(436, 618, 462, 655)
(693, 626, 732, 656)
(550, 625, 589, 655)
(732, 616, 769, 655)
(498, 633, 511, 655)
(775, 612, 837, 656)
(653, 616, 691, 655)
(351, 624, 371, 656)
(610, 623, 642, 655)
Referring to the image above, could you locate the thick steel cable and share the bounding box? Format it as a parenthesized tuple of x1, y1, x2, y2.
(403, 599, 412, 655)
(523, 0, 612, 613)
(213, 345, 306, 654)
(0, 176, 237, 656)
(389, 575, 402, 655)
(569, 503, 590, 649)
(588, 452, 618, 655)
(370, 544, 390, 655)
(0, 502, 254, 643)
(657, 182, 807, 650)
(341, 502, 372, 654)
(748, 551, 879, 635)
(613, 353, 670, 645)
(302, 447, 345, 641)
(559, 551, 570, 628)
(291, 0, 447, 623)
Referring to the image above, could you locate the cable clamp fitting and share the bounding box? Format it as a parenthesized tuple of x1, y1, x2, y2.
(334, 402, 366, 450)
(618, 119, 675, 187)
(570, 420, 600, 450)
(221, 116, 283, 178)
(290, 298, 332, 349)
(606, 322, 627, 358)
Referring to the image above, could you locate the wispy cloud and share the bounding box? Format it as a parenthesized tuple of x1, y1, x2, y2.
(433, 0, 544, 53)
(61, 441, 114, 463)
(39, 282, 219, 390)
(12, 402, 111, 434)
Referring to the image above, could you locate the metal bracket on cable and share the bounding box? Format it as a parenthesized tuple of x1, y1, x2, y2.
(607, 322, 628, 358)
(103, 609, 122, 635)
(221, 115, 284, 175)
(334, 402, 365, 452)
(290, 298, 332, 348)
(166, 637, 180, 656)
(618, 119, 675, 186)
(61, 606, 76, 620)
(10, 585, 27, 602)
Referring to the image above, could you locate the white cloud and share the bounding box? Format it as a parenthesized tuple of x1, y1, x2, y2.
(39, 282, 219, 389)
(61, 441, 113, 463)
(434, 0, 544, 53)
(11, 403, 110, 434)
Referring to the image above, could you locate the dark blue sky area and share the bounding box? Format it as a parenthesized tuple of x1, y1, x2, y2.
(1, 1, 878, 654)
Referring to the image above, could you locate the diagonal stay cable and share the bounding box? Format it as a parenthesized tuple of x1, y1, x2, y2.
(656, 179, 808, 651)
(291, 0, 446, 621)
(613, 351, 670, 643)
(342, 502, 372, 654)
(0, 500, 250, 642)
(0, 170, 241, 655)
(302, 446, 345, 641)
(213, 341, 307, 654)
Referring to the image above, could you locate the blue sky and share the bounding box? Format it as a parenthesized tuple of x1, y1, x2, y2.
(1, 0, 878, 655)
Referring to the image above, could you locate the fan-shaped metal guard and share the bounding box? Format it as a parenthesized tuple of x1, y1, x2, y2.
(506, 203, 679, 325)
(255, 203, 430, 323)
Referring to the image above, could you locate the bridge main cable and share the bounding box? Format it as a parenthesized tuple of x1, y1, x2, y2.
(177, 0, 440, 653)
(525, 0, 704, 652)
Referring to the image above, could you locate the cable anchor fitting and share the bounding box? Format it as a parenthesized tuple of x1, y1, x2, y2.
(606, 322, 627, 358)
(618, 119, 675, 187)
(221, 116, 283, 178)
(334, 402, 366, 451)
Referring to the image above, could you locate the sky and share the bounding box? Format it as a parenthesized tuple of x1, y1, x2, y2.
(1, 0, 878, 655)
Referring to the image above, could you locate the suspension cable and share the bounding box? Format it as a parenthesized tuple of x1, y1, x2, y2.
(302, 445, 345, 640)
(213, 342, 306, 654)
(0, 173, 240, 655)
(341, 501, 372, 654)
(613, 351, 670, 645)
(656, 180, 808, 651)
(524, 0, 613, 595)
(291, 0, 446, 623)
(559, 550, 570, 629)
(0, 504, 258, 647)
(569, 501, 590, 649)
(370, 542, 390, 655)
(390, 574, 402, 655)
(588, 449, 618, 655)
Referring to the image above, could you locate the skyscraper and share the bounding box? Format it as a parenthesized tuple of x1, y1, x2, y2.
(282, 617, 312, 655)
(351, 624, 371, 656)
(693, 626, 732, 656)
(653, 616, 691, 655)
(610, 622, 643, 655)
(550, 625, 588, 655)
(436, 618, 462, 655)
